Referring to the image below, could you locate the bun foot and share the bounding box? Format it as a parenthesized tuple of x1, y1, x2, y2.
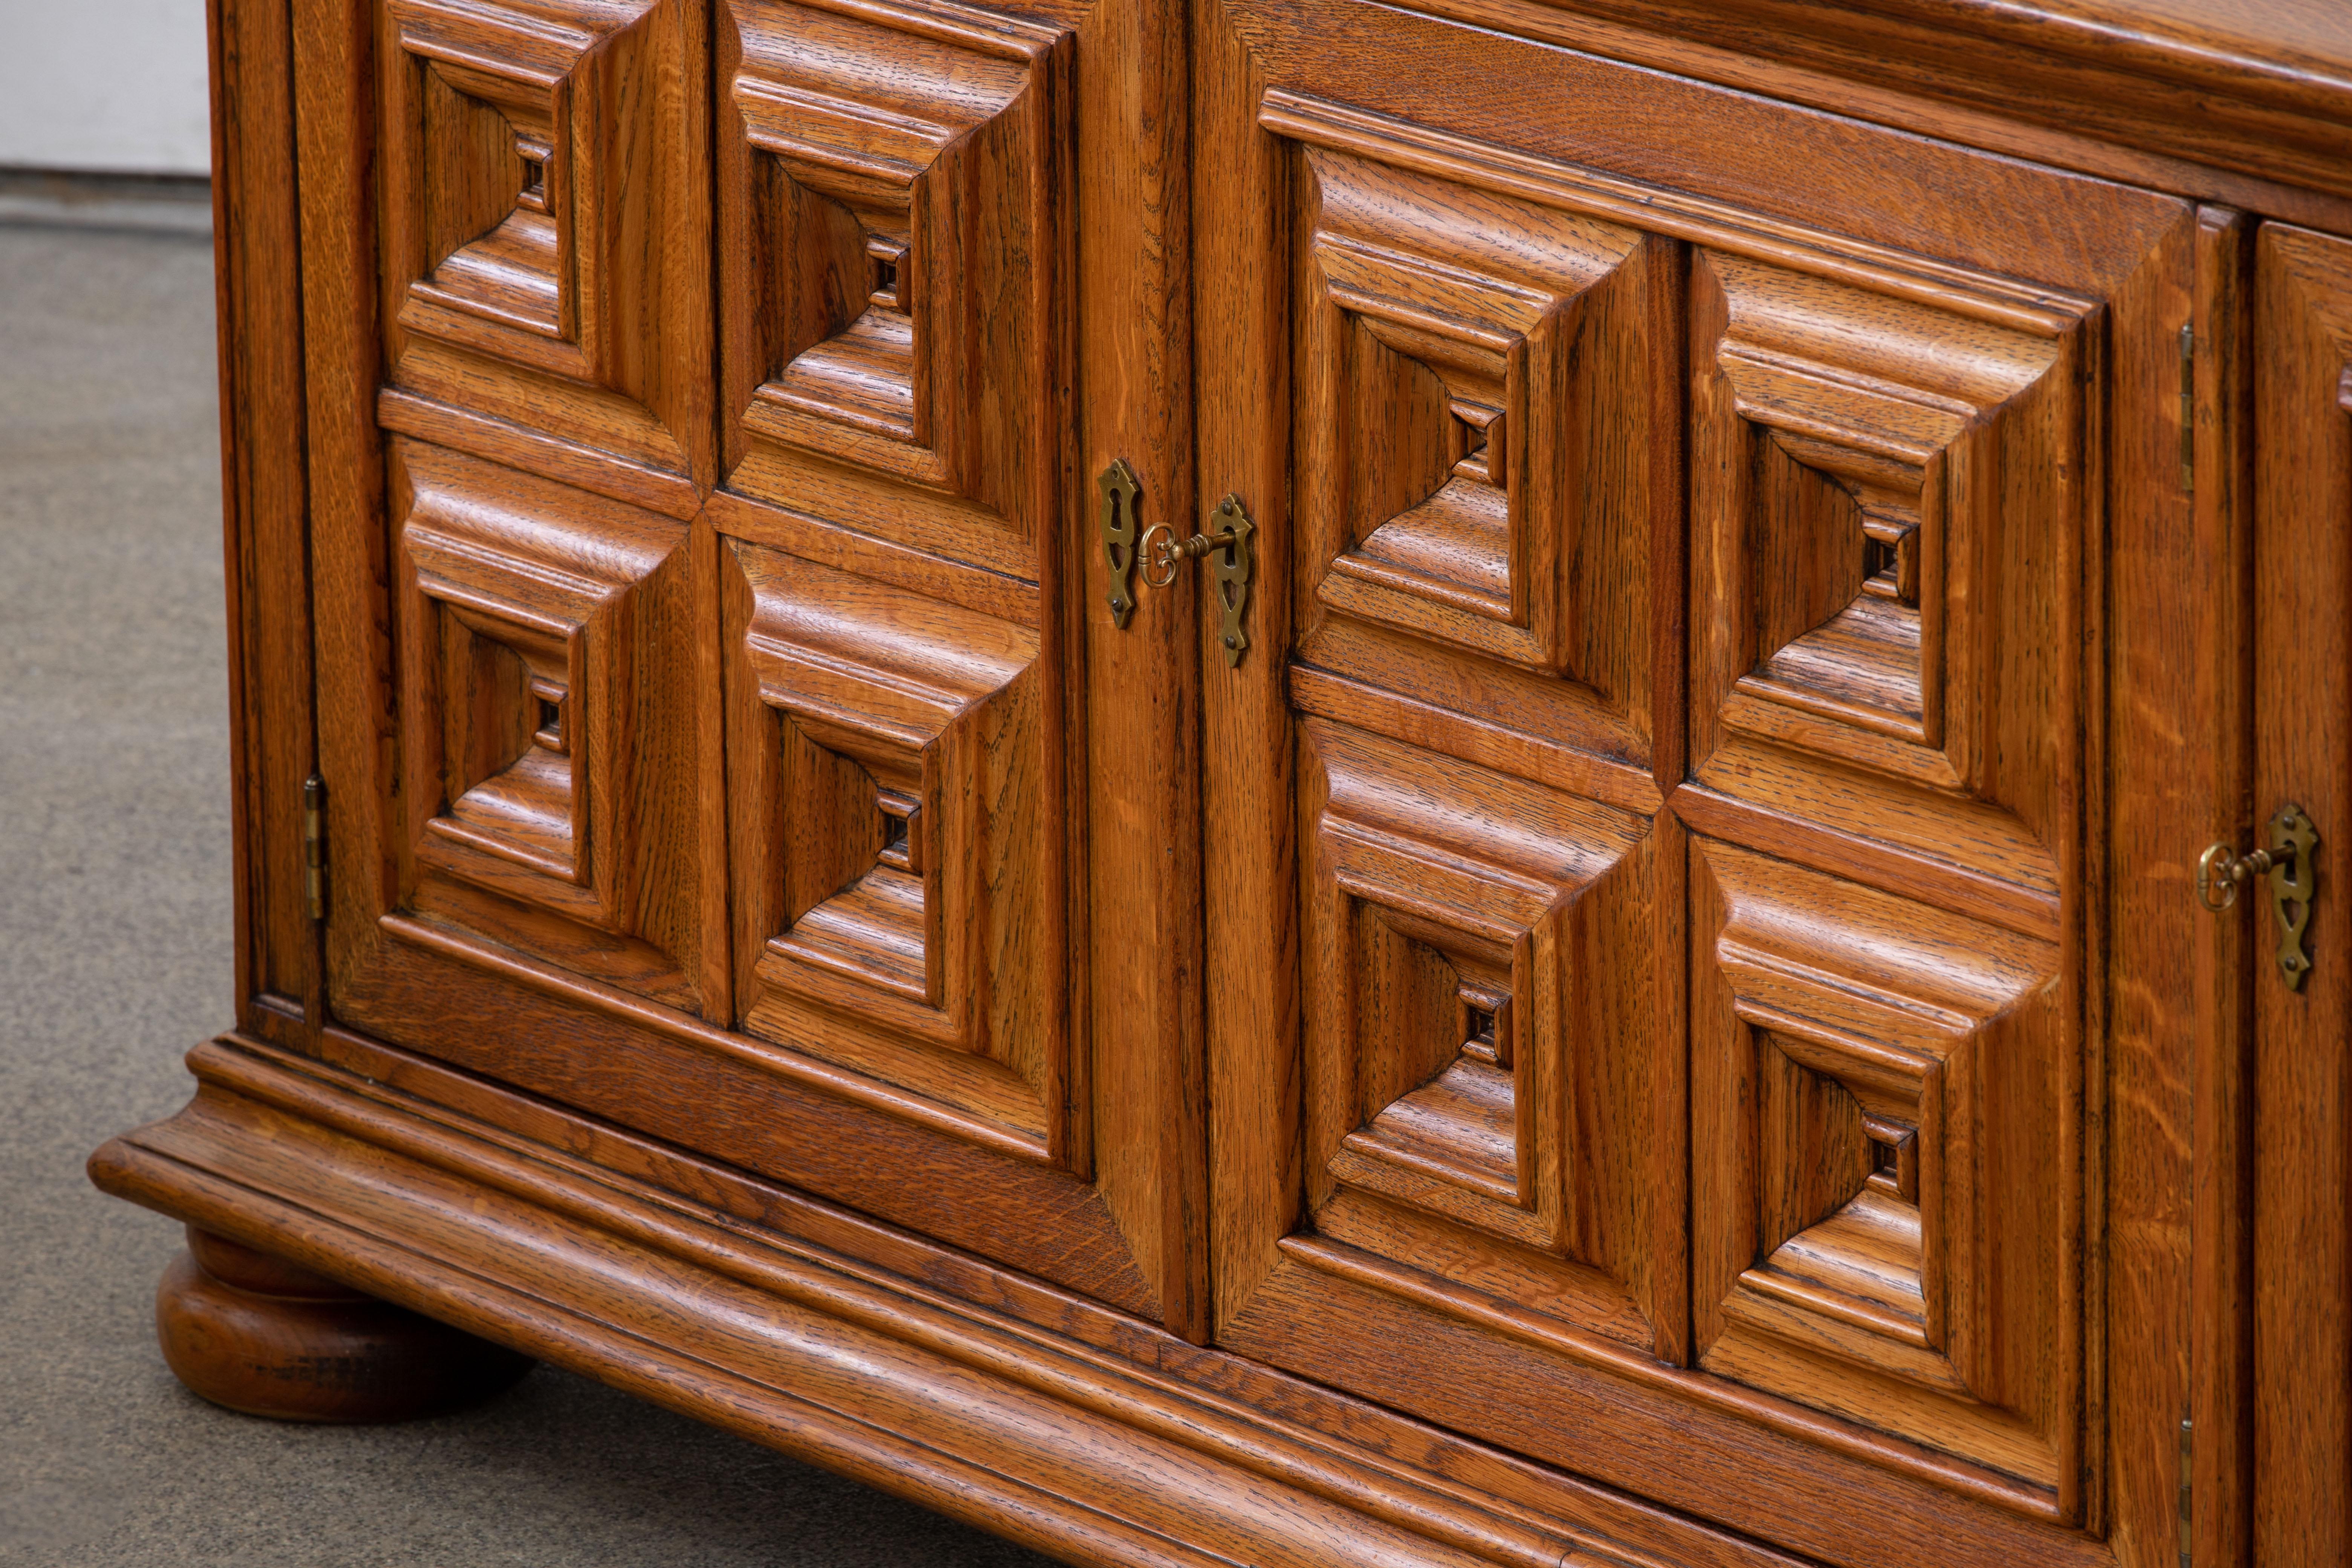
(156, 1226, 533, 1422)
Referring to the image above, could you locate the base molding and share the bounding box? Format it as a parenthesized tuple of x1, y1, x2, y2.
(90, 1035, 1790, 1568)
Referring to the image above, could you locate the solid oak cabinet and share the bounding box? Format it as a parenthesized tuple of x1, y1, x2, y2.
(91, 1, 2352, 1565)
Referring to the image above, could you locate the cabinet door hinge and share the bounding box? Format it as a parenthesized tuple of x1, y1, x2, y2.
(2178, 1413, 2193, 1568)
(302, 773, 326, 923)
(2180, 323, 2196, 492)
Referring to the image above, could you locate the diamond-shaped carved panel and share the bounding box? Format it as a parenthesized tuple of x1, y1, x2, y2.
(393, 439, 716, 1012)
(724, 539, 1065, 1160)
(1693, 838, 2073, 1491)
(717, 0, 1071, 573)
(380, 0, 711, 486)
(1691, 248, 2084, 839)
(1296, 147, 1669, 684)
(1300, 721, 1682, 1354)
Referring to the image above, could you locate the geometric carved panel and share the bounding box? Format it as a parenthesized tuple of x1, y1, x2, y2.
(380, 0, 710, 481)
(1301, 721, 1681, 1353)
(1693, 838, 2075, 1491)
(717, 0, 1072, 573)
(393, 439, 710, 1011)
(1295, 145, 1670, 689)
(723, 539, 1064, 1159)
(1690, 249, 2084, 839)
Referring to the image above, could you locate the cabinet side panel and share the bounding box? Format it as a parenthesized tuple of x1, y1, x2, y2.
(212, 0, 316, 1027)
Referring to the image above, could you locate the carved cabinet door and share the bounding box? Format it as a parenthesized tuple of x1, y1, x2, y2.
(305, 0, 1209, 1334)
(1194, 6, 2223, 1566)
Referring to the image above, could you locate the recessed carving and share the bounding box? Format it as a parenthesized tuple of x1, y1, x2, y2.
(1296, 149, 1665, 678)
(1692, 248, 2085, 815)
(1694, 839, 2073, 1487)
(1299, 722, 1679, 1352)
(724, 539, 1065, 1155)
(392, 439, 712, 1010)
(379, 0, 710, 482)
(718, 0, 1072, 558)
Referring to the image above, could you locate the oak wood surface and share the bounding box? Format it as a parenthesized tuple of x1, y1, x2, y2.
(2249, 221, 2352, 1568)
(93, 1034, 1814, 1568)
(296, 0, 1209, 1338)
(1194, 2, 2217, 1559)
(157, 1226, 534, 1422)
(96, 0, 2352, 1561)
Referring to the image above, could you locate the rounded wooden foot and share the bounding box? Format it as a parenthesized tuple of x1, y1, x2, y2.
(156, 1227, 533, 1423)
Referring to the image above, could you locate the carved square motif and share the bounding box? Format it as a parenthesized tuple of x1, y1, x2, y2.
(387, 0, 585, 369)
(393, 439, 712, 1010)
(380, 0, 709, 483)
(1691, 249, 2084, 809)
(1694, 839, 2074, 1490)
(1300, 722, 1681, 1352)
(718, 0, 1071, 557)
(1743, 1026, 1949, 1361)
(1296, 148, 1661, 677)
(724, 541, 1066, 1157)
(1321, 859, 1545, 1238)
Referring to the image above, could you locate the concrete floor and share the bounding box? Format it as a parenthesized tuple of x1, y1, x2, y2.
(0, 220, 1054, 1568)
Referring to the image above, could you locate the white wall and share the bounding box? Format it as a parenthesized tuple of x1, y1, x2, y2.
(0, 0, 212, 175)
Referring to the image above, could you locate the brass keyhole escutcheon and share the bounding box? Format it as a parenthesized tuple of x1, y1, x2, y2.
(1138, 496, 1256, 666)
(1097, 458, 1141, 629)
(2199, 802, 2320, 990)
(1096, 473, 1256, 666)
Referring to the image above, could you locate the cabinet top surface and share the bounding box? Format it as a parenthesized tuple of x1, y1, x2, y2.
(1544, 0, 2352, 203)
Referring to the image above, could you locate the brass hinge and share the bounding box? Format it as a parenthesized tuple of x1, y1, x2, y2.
(2179, 323, 2196, 492)
(2178, 1414, 2193, 1568)
(302, 773, 326, 922)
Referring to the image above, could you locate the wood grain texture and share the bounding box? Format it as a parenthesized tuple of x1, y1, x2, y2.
(722, 538, 1068, 1156)
(291, 0, 1207, 1340)
(2188, 206, 2255, 1568)
(107, 0, 2352, 1561)
(157, 1227, 533, 1422)
(93, 1035, 1813, 1568)
(206, 0, 315, 1034)
(2249, 221, 2352, 1568)
(1460, 0, 2352, 206)
(377, 0, 717, 490)
(1197, 0, 2210, 1558)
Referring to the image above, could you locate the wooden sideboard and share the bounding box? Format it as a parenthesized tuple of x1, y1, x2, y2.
(90, 1, 2352, 1563)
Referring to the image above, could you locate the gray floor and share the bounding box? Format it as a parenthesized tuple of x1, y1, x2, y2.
(0, 220, 1055, 1568)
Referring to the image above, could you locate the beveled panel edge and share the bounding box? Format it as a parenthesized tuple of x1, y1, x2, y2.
(88, 1032, 1814, 1568)
(380, 388, 704, 521)
(381, 910, 1057, 1167)
(1257, 87, 2126, 326)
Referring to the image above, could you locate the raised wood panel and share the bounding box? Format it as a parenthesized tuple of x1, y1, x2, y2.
(1692, 841, 2074, 1493)
(299, 0, 1208, 1341)
(723, 539, 1068, 1160)
(1287, 115, 1682, 779)
(1197, 0, 2200, 1558)
(375, 0, 714, 499)
(1300, 721, 1682, 1357)
(1689, 248, 2086, 856)
(143, 0, 2325, 1560)
(714, 0, 1073, 582)
(390, 439, 725, 1014)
